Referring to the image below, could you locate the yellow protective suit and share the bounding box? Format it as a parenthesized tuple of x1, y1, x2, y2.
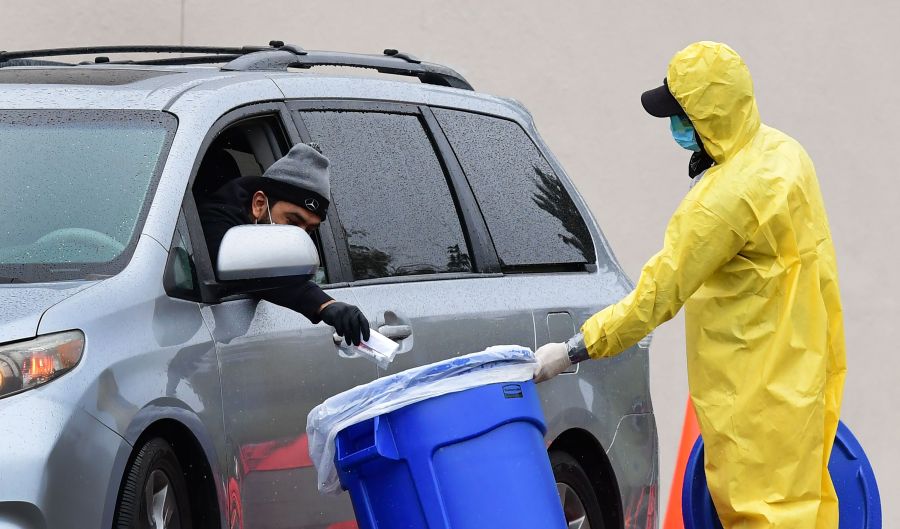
(582, 42, 847, 528)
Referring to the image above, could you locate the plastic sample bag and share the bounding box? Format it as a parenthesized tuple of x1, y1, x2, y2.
(306, 345, 536, 494)
(337, 328, 400, 369)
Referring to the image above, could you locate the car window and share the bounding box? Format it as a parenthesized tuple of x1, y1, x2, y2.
(193, 115, 289, 197)
(298, 110, 472, 280)
(191, 114, 333, 285)
(0, 109, 176, 283)
(432, 108, 595, 270)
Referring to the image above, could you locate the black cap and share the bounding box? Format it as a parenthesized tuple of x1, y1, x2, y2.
(641, 78, 684, 117)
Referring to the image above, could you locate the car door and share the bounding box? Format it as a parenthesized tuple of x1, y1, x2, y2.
(427, 106, 601, 356)
(183, 103, 375, 529)
(290, 101, 536, 374)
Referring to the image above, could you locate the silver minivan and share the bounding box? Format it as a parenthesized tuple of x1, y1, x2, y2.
(0, 44, 658, 529)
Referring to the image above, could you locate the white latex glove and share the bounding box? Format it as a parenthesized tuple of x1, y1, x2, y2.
(533, 342, 572, 383)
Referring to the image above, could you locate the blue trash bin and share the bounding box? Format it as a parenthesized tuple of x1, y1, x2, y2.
(333, 377, 566, 529)
(682, 420, 882, 529)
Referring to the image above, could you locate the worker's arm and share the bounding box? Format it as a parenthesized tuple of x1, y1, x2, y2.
(581, 197, 748, 358)
(535, 194, 751, 382)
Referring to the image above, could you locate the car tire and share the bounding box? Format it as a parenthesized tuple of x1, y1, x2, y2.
(551, 450, 606, 529)
(114, 437, 193, 529)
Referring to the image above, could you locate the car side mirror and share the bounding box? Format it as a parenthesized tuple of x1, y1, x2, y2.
(216, 225, 319, 290)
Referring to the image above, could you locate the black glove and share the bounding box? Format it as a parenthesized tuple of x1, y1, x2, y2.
(320, 302, 371, 346)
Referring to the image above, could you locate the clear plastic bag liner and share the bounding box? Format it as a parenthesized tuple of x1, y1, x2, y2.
(306, 345, 536, 494)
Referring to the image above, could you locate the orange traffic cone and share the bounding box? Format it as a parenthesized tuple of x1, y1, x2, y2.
(663, 398, 701, 529)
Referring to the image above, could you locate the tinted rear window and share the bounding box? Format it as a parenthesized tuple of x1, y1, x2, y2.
(432, 108, 595, 269)
(300, 110, 472, 280)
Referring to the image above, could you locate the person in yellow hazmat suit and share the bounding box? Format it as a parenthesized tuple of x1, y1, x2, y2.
(534, 41, 847, 529)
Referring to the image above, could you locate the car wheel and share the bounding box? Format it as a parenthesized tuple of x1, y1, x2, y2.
(552, 450, 606, 529)
(114, 437, 193, 529)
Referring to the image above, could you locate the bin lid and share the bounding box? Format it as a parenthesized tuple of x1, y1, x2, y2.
(307, 345, 536, 494)
(682, 420, 882, 529)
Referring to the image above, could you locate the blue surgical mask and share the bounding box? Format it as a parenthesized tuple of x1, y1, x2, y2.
(669, 115, 701, 152)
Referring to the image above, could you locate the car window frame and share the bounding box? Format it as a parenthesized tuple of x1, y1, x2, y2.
(179, 102, 345, 303)
(163, 207, 201, 302)
(287, 99, 501, 287)
(429, 105, 599, 273)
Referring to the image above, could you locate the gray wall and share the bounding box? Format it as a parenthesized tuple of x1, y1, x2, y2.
(4, 0, 897, 523)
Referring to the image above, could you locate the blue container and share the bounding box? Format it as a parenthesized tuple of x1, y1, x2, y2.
(682, 420, 882, 529)
(334, 379, 567, 529)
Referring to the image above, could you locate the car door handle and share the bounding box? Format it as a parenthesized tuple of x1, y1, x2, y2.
(377, 324, 412, 341)
(332, 325, 412, 345)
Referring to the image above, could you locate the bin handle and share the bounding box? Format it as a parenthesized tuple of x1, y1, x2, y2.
(374, 415, 400, 459)
(336, 416, 400, 469)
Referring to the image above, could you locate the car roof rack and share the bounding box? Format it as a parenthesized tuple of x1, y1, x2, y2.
(0, 45, 267, 62)
(221, 45, 472, 90)
(0, 42, 473, 90)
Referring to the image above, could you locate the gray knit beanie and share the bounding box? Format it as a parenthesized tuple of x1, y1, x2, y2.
(260, 143, 331, 218)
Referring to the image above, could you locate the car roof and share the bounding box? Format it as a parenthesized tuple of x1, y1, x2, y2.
(0, 65, 268, 110)
(0, 64, 532, 124)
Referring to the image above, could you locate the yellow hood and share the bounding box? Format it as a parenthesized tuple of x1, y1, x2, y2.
(667, 41, 760, 163)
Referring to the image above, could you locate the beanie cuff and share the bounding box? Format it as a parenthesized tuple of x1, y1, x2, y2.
(240, 176, 330, 220)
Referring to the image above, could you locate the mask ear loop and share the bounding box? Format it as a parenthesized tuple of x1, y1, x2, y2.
(253, 195, 274, 224)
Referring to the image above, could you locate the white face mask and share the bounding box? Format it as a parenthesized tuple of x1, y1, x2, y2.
(254, 196, 274, 224)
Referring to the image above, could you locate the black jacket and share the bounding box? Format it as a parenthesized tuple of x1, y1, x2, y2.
(196, 178, 332, 323)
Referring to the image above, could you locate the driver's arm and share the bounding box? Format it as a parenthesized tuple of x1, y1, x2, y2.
(197, 203, 368, 344)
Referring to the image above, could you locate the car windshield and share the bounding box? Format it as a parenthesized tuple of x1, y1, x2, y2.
(0, 109, 176, 283)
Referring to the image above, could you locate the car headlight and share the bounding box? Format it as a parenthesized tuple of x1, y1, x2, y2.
(0, 331, 84, 399)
